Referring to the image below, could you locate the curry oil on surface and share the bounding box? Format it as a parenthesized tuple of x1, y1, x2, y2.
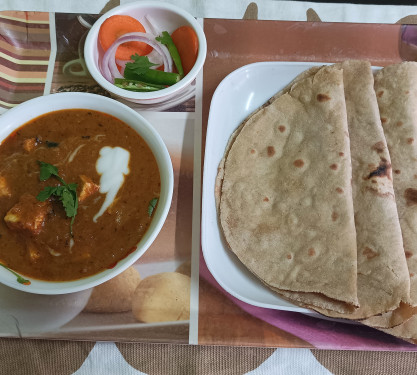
(198, 18, 404, 347)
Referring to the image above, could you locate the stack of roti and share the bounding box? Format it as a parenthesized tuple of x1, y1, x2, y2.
(215, 60, 416, 341)
(366, 62, 417, 341)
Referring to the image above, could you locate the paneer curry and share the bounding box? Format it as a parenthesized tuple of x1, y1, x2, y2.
(0, 109, 161, 281)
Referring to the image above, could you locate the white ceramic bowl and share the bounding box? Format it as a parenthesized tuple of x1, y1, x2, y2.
(84, 1, 207, 104)
(0, 92, 173, 295)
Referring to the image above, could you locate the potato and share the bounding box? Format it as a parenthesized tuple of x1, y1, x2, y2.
(83, 267, 141, 313)
(175, 260, 192, 277)
(132, 272, 190, 323)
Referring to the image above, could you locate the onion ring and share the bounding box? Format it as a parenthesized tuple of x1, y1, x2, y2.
(100, 32, 173, 83)
(144, 14, 162, 36)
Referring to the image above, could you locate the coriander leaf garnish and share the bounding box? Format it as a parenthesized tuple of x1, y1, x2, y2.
(124, 55, 158, 77)
(67, 183, 78, 191)
(148, 198, 158, 217)
(61, 189, 77, 217)
(36, 161, 78, 237)
(155, 32, 172, 45)
(39, 161, 59, 181)
(36, 186, 59, 201)
(0, 263, 31, 285)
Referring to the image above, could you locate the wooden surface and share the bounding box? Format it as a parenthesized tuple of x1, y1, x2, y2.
(198, 278, 311, 347)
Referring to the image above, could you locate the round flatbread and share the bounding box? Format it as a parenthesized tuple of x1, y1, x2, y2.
(218, 65, 358, 313)
(311, 61, 410, 322)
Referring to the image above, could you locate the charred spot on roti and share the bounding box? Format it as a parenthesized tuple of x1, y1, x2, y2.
(308, 248, 316, 256)
(367, 159, 391, 179)
(278, 125, 286, 133)
(263, 197, 269, 202)
(381, 117, 388, 124)
(250, 149, 256, 154)
(336, 187, 343, 194)
(267, 146, 276, 157)
(287, 254, 292, 260)
(406, 90, 410, 94)
(331, 212, 338, 221)
(294, 159, 304, 168)
(330, 164, 338, 170)
(404, 188, 417, 206)
(405, 251, 413, 259)
(365, 186, 394, 198)
(363, 247, 378, 259)
(394, 169, 401, 174)
(408, 138, 415, 144)
(377, 90, 384, 98)
(371, 141, 385, 153)
(317, 93, 331, 102)
(371, 180, 377, 183)
(396, 121, 403, 127)
(339, 152, 344, 157)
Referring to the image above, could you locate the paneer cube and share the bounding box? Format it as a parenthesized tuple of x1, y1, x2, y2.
(23, 137, 38, 152)
(79, 175, 100, 203)
(0, 176, 11, 198)
(4, 193, 52, 236)
(26, 240, 41, 263)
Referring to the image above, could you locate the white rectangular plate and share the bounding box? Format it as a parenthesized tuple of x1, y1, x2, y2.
(202, 61, 336, 317)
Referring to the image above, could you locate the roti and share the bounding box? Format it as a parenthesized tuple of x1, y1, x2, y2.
(215, 66, 321, 210)
(308, 61, 410, 321)
(218, 65, 359, 313)
(356, 62, 417, 331)
(372, 62, 417, 306)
